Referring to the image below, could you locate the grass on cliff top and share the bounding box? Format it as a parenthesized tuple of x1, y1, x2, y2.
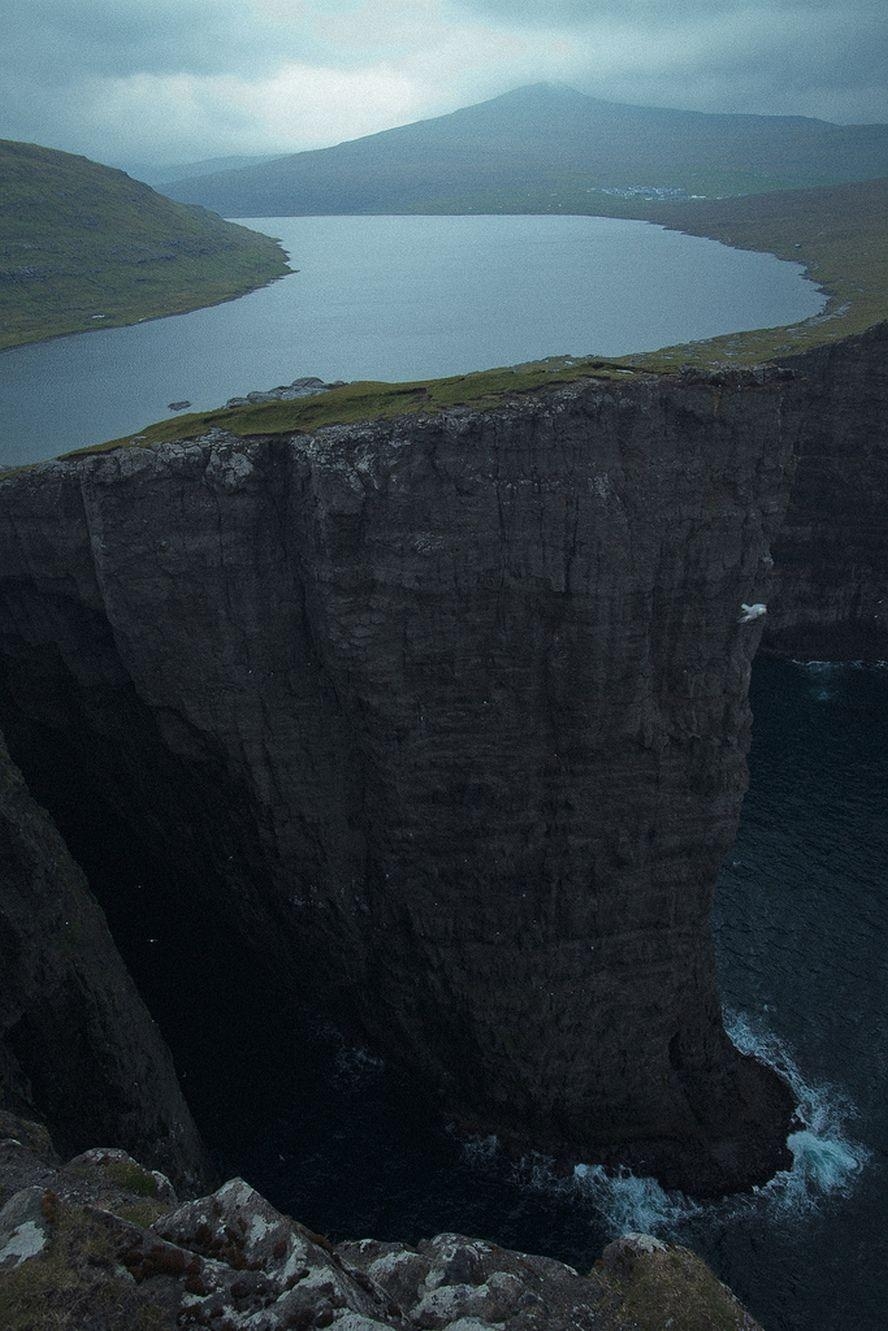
(0, 139, 291, 351)
(61, 358, 642, 459)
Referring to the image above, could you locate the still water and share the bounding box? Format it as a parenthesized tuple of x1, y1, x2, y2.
(0, 213, 824, 466)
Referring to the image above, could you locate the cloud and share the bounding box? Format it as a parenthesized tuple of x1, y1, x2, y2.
(447, 0, 888, 119)
(0, 0, 884, 169)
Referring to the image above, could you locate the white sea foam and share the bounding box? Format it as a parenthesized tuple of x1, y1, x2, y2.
(571, 1164, 700, 1235)
(793, 658, 888, 671)
(503, 1149, 698, 1237)
(723, 1009, 867, 1211)
(792, 658, 841, 700)
(498, 1010, 867, 1240)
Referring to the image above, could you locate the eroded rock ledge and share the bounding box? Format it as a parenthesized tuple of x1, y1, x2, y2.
(0, 1117, 761, 1331)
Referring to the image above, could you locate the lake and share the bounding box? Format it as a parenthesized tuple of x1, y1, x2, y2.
(0, 213, 824, 467)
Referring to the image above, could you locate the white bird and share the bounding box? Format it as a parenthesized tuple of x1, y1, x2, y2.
(739, 602, 767, 623)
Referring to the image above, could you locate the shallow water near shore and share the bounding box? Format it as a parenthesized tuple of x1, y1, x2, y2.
(0, 212, 823, 467)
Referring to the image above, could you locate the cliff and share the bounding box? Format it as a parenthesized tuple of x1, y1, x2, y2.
(0, 731, 210, 1190)
(0, 360, 815, 1196)
(0, 319, 885, 1196)
(764, 321, 888, 657)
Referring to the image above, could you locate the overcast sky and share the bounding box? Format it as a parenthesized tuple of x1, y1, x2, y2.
(2, 0, 886, 170)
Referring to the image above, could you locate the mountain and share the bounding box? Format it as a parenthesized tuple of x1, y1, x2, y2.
(163, 82, 888, 218)
(122, 153, 282, 189)
(0, 139, 290, 350)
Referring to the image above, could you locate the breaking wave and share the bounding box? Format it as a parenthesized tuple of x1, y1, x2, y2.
(497, 1010, 867, 1240)
(724, 1009, 867, 1213)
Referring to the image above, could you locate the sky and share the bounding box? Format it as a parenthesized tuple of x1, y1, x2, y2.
(1, 0, 886, 170)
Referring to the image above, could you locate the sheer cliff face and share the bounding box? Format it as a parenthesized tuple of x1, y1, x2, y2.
(0, 369, 802, 1194)
(765, 322, 888, 659)
(0, 732, 210, 1189)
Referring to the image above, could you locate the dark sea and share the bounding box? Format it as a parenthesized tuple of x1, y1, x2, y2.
(132, 657, 884, 1331)
(0, 213, 823, 467)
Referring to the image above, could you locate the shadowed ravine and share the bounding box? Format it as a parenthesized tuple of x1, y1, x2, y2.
(0, 325, 885, 1201)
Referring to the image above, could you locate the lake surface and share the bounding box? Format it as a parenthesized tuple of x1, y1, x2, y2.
(0, 213, 824, 467)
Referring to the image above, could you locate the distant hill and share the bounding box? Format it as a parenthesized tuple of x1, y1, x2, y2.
(163, 83, 888, 218)
(0, 140, 290, 350)
(122, 154, 282, 190)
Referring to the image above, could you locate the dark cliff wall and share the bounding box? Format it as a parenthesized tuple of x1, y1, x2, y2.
(0, 368, 805, 1194)
(0, 729, 209, 1188)
(765, 321, 888, 658)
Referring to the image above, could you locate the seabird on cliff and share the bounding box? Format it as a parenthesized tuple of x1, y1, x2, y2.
(738, 602, 767, 623)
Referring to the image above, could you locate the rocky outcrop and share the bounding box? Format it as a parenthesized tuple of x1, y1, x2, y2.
(0, 731, 210, 1190)
(0, 1118, 762, 1330)
(764, 321, 888, 658)
(0, 362, 809, 1195)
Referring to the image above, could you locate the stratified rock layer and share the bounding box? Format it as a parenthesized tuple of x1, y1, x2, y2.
(766, 321, 888, 658)
(0, 733, 210, 1189)
(0, 363, 807, 1194)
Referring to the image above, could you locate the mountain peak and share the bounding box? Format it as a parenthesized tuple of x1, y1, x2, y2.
(489, 81, 588, 105)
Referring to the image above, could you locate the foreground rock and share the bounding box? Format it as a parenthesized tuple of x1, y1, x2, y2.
(0, 1119, 762, 1331)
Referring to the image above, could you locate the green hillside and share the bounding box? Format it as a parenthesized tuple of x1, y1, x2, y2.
(633, 175, 888, 365)
(0, 140, 291, 350)
(164, 83, 888, 218)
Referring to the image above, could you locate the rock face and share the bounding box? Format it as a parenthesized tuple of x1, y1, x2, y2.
(0, 1118, 762, 1331)
(765, 321, 888, 659)
(0, 733, 210, 1190)
(0, 362, 810, 1195)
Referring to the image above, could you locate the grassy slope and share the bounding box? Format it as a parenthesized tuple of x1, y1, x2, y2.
(61, 172, 888, 462)
(0, 140, 291, 350)
(629, 176, 888, 367)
